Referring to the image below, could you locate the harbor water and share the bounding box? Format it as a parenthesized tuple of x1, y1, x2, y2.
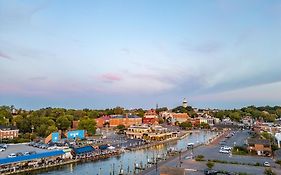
(29, 131, 217, 175)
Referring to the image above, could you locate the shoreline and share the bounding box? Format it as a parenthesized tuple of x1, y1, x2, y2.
(1, 130, 217, 175)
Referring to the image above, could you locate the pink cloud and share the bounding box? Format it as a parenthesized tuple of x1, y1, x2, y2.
(0, 51, 12, 60)
(100, 73, 122, 82)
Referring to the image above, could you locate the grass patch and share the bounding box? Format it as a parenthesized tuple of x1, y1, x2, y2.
(232, 146, 249, 155)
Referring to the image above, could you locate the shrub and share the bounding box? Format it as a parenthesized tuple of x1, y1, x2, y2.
(206, 161, 215, 169)
(264, 168, 276, 175)
(195, 155, 204, 161)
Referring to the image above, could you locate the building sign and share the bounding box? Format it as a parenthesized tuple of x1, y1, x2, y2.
(52, 132, 60, 142)
(67, 130, 85, 139)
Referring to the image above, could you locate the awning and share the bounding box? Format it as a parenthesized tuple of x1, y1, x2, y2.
(0, 150, 65, 165)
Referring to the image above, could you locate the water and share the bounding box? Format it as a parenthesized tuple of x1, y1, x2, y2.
(30, 131, 217, 175)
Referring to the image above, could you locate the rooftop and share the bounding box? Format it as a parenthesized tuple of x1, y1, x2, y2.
(0, 150, 65, 165)
(0, 125, 18, 131)
(247, 138, 271, 146)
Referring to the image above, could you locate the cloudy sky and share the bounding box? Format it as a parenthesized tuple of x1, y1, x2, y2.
(1, 0, 281, 109)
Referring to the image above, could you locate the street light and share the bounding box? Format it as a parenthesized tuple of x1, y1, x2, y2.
(179, 150, 182, 167)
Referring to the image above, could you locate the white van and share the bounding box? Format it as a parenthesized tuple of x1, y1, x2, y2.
(219, 149, 230, 154)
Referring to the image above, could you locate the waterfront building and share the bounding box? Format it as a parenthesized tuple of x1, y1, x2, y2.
(0, 125, 19, 140)
(126, 124, 177, 141)
(0, 150, 68, 174)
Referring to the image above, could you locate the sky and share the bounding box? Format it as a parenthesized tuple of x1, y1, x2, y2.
(1, 0, 281, 110)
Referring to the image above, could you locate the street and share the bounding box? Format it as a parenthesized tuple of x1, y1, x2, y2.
(140, 130, 281, 175)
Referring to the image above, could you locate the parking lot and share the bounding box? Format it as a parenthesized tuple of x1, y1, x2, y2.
(0, 144, 51, 158)
(193, 130, 277, 166)
(143, 129, 281, 175)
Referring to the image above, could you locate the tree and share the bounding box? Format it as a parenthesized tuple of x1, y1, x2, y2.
(158, 117, 165, 124)
(13, 115, 31, 133)
(78, 117, 96, 135)
(264, 168, 276, 175)
(36, 124, 48, 137)
(56, 116, 71, 131)
(47, 125, 58, 135)
(179, 122, 192, 130)
(113, 107, 124, 115)
(116, 124, 126, 130)
(214, 111, 225, 120)
(206, 161, 215, 169)
(229, 112, 241, 122)
(200, 123, 210, 129)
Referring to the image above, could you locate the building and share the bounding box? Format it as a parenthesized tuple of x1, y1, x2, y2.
(182, 98, 188, 108)
(72, 121, 79, 130)
(126, 124, 177, 141)
(247, 138, 272, 156)
(95, 115, 142, 128)
(96, 115, 110, 128)
(171, 113, 189, 123)
(109, 115, 142, 127)
(0, 125, 19, 140)
(159, 111, 189, 125)
(275, 133, 281, 148)
(143, 109, 158, 125)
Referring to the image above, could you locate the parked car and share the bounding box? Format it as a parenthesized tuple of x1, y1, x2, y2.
(0, 147, 5, 152)
(16, 152, 23, 156)
(220, 146, 232, 151)
(204, 169, 218, 175)
(23, 152, 30, 156)
(219, 149, 230, 154)
(0, 144, 7, 149)
(264, 162, 270, 167)
(39, 144, 48, 149)
(8, 153, 16, 158)
(29, 151, 37, 155)
(47, 146, 57, 150)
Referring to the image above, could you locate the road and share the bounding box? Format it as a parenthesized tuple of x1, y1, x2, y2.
(141, 129, 281, 175)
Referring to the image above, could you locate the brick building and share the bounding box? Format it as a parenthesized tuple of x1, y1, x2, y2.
(0, 125, 19, 140)
(95, 115, 142, 128)
(143, 109, 158, 124)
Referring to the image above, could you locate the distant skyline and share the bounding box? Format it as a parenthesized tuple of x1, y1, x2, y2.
(1, 0, 281, 110)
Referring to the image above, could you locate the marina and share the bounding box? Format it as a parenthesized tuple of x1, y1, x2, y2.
(27, 131, 217, 175)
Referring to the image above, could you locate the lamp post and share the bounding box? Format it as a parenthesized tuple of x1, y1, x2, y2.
(155, 157, 158, 173)
(31, 125, 34, 134)
(179, 150, 182, 167)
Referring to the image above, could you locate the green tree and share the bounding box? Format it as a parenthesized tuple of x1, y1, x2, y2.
(264, 168, 276, 175)
(13, 115, 31, 133)
(179, 122, 192, 130)
(116, 124, 126, 130)
(158, 117, 165, 124)
(47, 125, 58, 135)
(56, 116, 71, 131)
(78, 117, 96, 135)
(36, 124, 48, 137)
(200, 123, 210, 129)
(229, 112, 241, 122)
(206, 161, 215, 169)
(215, 111, 225, 120)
